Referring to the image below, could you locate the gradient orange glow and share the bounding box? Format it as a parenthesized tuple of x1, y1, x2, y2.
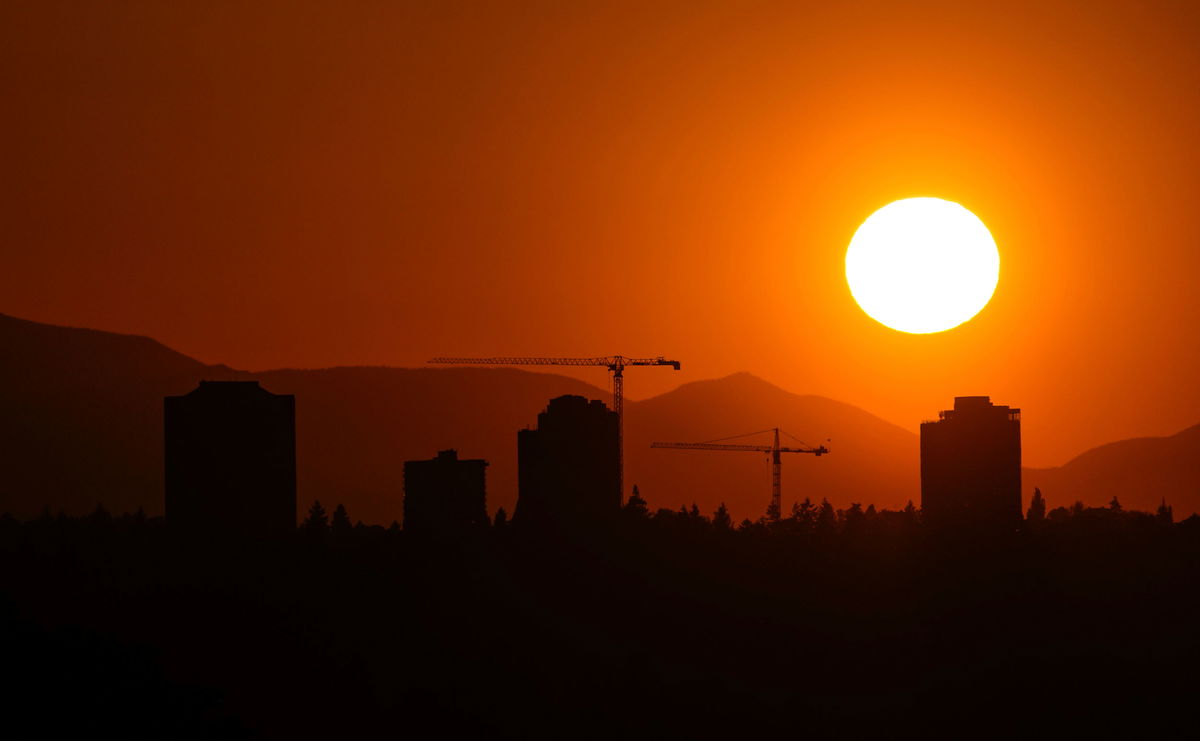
(1, 1, 1198, 467)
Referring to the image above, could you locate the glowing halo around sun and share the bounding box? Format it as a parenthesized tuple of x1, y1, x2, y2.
(845, 197, 999, 334)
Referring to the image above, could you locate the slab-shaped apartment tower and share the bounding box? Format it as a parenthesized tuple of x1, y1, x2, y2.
(403, 449, 489, 533)
(516, 395, 620, 530)
(165, 381, 296, 536)
(920, 396, 1021, 532)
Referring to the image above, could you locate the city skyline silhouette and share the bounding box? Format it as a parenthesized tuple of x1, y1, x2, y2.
(2, 380, 1197, 736)
(2, 311, 1197, 524)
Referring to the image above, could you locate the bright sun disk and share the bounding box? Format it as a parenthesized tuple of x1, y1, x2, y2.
(845, 197, 999, 334)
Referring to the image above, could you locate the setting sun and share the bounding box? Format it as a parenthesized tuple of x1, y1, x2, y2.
(845, 198, 1000, 334)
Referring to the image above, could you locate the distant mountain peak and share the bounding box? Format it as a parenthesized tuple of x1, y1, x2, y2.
(1024, 420, 1200, 514)
(664, 371, 789, 396)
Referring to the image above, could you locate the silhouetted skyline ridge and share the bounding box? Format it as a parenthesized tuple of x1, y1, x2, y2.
(1, 310, 1197, 521)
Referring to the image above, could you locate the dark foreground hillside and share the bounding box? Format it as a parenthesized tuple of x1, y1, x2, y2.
(2, 506, 1199, 738)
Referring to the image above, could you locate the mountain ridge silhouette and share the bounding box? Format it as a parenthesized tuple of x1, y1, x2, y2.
(1, 311, 1196, 521)
(1024, 423, 1200, 515)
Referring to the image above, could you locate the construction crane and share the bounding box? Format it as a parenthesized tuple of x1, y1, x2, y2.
(427, 355, 681, 497)
(651, 428, 828, 519)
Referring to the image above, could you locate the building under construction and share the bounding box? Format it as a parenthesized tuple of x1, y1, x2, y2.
(920, 395, 1021, 531)
(515, 395, 619, 530)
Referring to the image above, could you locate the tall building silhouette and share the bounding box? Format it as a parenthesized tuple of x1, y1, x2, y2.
(164, 381, 296, 536)
(403, 449, 489, 533)
(515, 395, 620, 530)
(921, 396, 1021, 531)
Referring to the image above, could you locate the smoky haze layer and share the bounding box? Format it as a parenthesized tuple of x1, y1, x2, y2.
(1, 312, 1197, 522)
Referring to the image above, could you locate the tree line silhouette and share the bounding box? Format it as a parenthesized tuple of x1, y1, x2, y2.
(5, 485, 1182, 541)
(2, 490, 1198, 738)
(285, 485, 1181, 541)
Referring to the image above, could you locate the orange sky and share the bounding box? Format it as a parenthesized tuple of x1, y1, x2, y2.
(2, 0, 1198, 467)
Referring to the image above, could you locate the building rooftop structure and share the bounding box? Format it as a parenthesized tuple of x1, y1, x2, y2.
(925, 395, 1021, 424)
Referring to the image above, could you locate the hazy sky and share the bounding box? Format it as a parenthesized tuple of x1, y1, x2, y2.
(2, 0, 1198, 466)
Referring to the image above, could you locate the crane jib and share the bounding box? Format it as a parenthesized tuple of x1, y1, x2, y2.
(427, 355, 681, 499)
(650, 431, 829, 520)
